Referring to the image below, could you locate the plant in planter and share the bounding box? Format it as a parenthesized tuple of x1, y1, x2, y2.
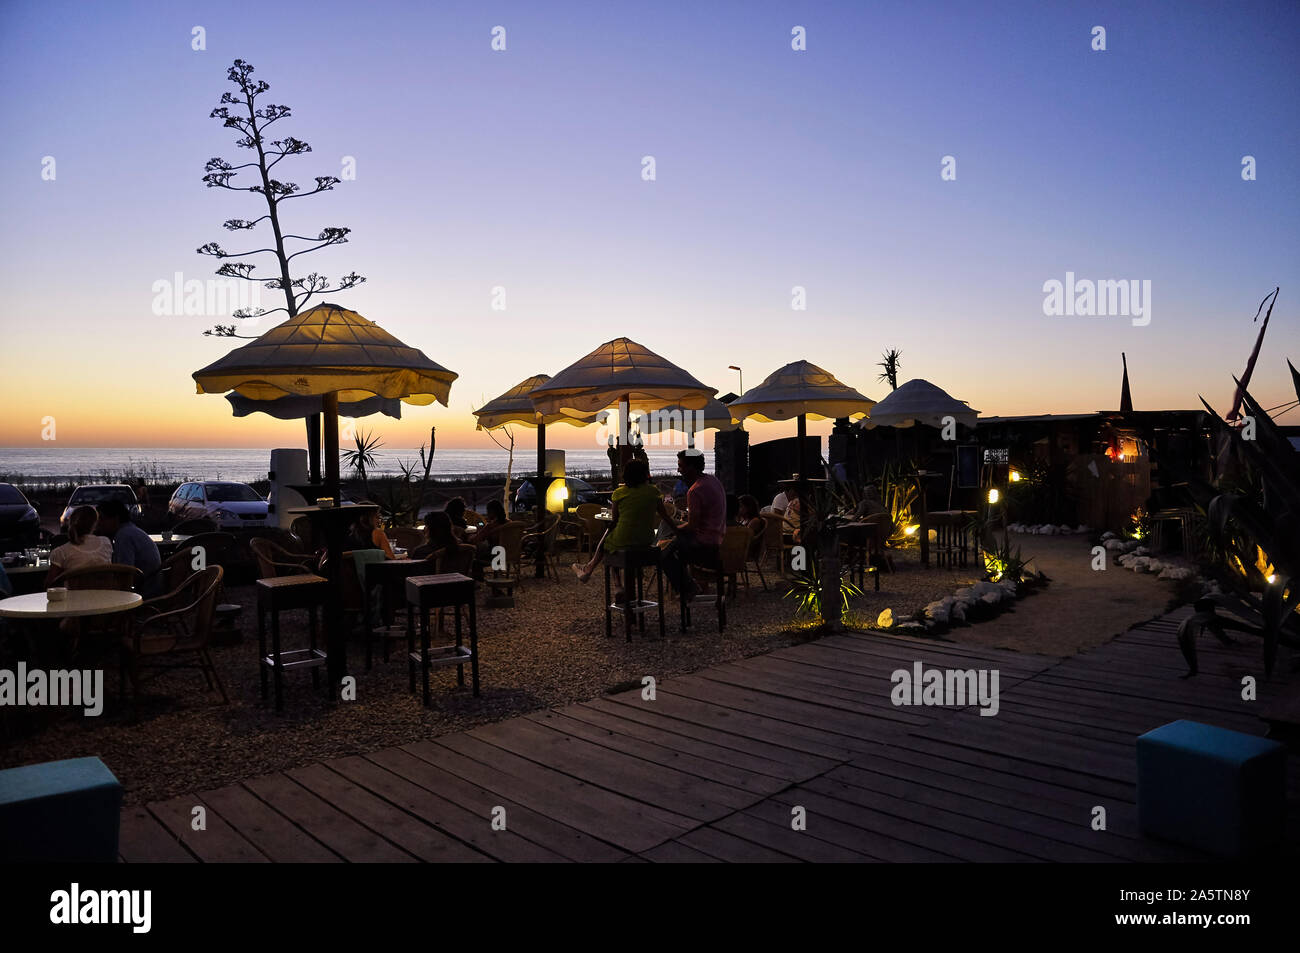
(784, 558, 863, 623)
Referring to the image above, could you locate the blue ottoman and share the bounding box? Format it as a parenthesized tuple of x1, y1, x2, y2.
(0, 757, 122, 862)
(1137, 720, 1285, 858)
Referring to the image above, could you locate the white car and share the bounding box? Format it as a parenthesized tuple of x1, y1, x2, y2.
(60, 484, 142, 527)
(169, 481, 269, 529)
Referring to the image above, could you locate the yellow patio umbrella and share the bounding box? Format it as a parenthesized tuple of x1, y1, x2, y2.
(473, 375, 596, 557)
(728, 360, 875, 485)
(528, 337, 716, 473)
(194, 301, 458, 500)
(193, 302, 457, 686)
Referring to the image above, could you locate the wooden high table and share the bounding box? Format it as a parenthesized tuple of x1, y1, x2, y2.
(289, 504, 379, 691)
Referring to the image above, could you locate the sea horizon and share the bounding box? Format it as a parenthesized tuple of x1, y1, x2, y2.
(0, 445, 708, 486)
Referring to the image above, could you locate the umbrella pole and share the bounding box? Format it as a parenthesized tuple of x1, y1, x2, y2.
(536, 421, 547, 578)
(322, 392, 347, 691)
(618, 394, 633, 480)
(307, 413, 322, 485)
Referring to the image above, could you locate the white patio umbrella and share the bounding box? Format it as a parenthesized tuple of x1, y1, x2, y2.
(625, 396, 739, 448)
(528, 337, 716, 472)
(728, 360, 875, 482)
(859, 379, 979, 429)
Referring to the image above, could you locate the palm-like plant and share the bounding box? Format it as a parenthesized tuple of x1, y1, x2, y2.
(877, 348, 903, 391)
(784, 559, 863, 621)
(341, 428, 384, 495)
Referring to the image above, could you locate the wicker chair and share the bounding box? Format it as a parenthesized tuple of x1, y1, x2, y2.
(574, 503, 603, 554)
(250, 537, 316, 579)
(387, 526, 424, 552)
(521, 516, 564, 581)
(120, 565, 227, 705)
(54, 563, 141, 591)
(695, 526, 752, 599)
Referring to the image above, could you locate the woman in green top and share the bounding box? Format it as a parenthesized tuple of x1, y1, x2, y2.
(573, 459, 673, 592)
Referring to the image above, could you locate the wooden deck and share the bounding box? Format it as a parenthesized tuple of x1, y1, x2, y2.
(119, 607, 1300, 862)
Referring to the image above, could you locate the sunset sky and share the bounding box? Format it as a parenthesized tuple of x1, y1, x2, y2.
(1, 0, 1297, 455)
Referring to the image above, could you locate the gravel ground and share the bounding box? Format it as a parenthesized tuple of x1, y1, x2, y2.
(0, 545, 988, 805)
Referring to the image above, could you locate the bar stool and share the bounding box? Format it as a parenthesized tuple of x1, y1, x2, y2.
(256, 573, 328, 712)
(362, 558, 436, 669)
(679, 546, 726, 634)
(604, 546, 665, 641)
(405, 573, 479, 706)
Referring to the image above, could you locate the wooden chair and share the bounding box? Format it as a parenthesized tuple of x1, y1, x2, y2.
(250, 537, 316, 579)
(762, 516, 786, 578)
(697, 527, 751, 599)
(120, 565, 227, 706)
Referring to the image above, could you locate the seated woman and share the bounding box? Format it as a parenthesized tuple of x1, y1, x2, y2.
(48, 505, 113, 586)
(351, 509, 399, 559)
(444, 497, 470, 542)
(736, 494, 767, 561)
(474, 499, 509, 559)
(412, 511, 460, 563)
(572, 459, 672, 593)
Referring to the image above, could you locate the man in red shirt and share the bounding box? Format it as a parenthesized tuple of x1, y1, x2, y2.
(663, 448, 725, 599)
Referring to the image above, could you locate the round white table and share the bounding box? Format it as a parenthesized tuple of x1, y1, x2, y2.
(0, 590, 143, 620)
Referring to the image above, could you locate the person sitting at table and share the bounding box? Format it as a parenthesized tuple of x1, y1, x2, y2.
(352, 509, 399, 559)
(412, 511, 459, 563)
(661, 448, 726, 601)
(444, 497, 470, 541)
(736, 494, 767, 561)
(474, 499, 509, 559)
(571, 459, 672, 597)
(47, 505, 114, 586)
(94, 500, 162, 596)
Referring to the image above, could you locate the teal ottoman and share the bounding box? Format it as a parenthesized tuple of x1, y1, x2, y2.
(0, 757, 122, 862)
(1137, 720, 1285, 858)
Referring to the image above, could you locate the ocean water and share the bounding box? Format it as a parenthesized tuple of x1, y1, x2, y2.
(0, 446, 695, 486)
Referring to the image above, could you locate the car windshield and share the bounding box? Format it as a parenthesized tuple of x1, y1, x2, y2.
(204, 484, 263, 503)
(70, 487, 135, 506)
(0, 485, 26, 504)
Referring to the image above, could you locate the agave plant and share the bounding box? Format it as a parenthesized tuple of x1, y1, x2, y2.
(877, 459, 919, 544)
(340, 428, 385, 495)
(877, 348, 903, 392)
(1158, 377, 1300, 676)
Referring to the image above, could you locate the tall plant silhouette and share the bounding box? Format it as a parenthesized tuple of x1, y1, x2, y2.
(877, 348, 902, 391)
(198, 59, 364, 337)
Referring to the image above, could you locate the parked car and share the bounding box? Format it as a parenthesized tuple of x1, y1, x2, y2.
(168, 481, 270, 530)
(0, 483, 41, 547)
(59, 484, 142, 527)
(513, 476, 603, 511)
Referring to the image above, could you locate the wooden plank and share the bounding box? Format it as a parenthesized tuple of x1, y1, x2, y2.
(591, 695, 842, 772)
(242, 773, 415, 862)
(528, 708, 789, 797)
(712, 810, 874, 862)
(709, 656, 935, 723)
(118, 805, 197, 863)
(415, 735, 692, 853)
(805, 770, 1119, 862)
(341, 750, 574, 862)
(827, 761, 1206, 863)
(354, 747, 626, 863)
(288, 762, 492, 863)
(468, 717, 750, 822)
(146, 796, 268, 863)
(641, 840, 723, 863)
(198, 784, 340, 862)
(766, 789, 1036, 863)
(563, 700, 818, 784)
(674, 825, 803, 863)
